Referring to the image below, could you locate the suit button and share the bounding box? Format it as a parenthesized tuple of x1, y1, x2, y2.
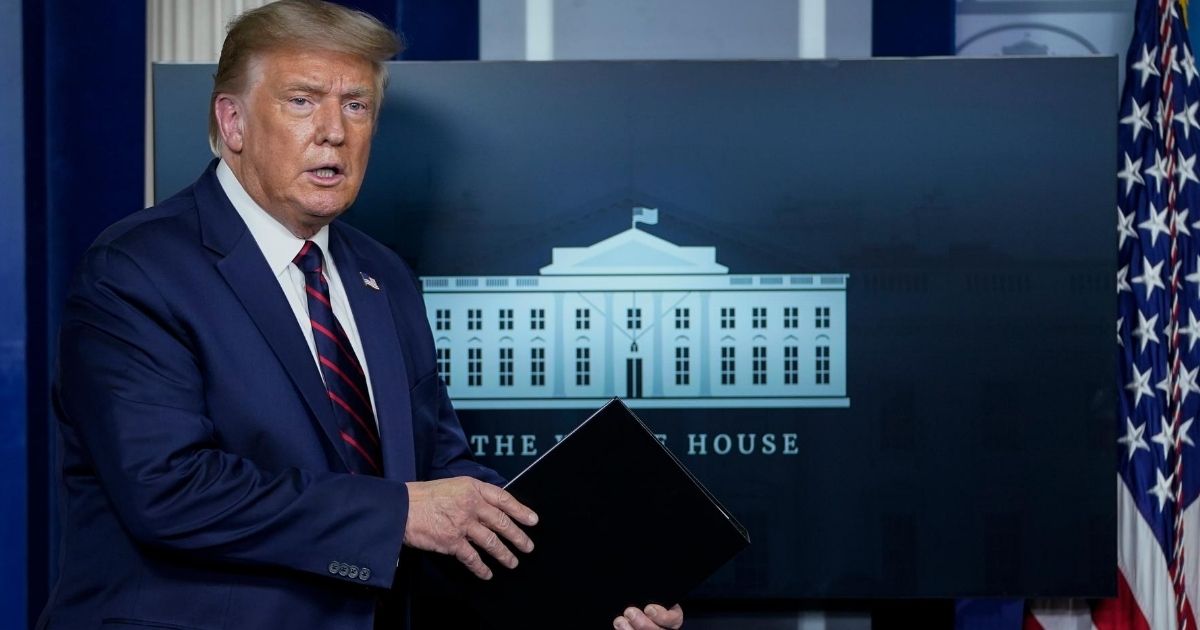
(359, 567, 371, 581)
(338, 563, 350, 576)
(328, 561, 339, 574)
(348, 565, 359, 579)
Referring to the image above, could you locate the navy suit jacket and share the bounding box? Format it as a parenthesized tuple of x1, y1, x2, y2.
(37, 162, 501, 630)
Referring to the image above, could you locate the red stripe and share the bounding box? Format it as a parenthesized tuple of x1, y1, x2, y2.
(340, 431, 380, 474)
(310, 319, 364, 375)
(328, 391, 378, 446)
(320, 355, 371, 407)
(1092, 569, 1152, 630)
(306, 285, 332, 308)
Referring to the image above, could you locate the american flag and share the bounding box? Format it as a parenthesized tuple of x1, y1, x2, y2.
(1029, 1, 1200, 628)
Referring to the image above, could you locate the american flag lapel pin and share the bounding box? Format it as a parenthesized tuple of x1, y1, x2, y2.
(360, 272, 381, 291)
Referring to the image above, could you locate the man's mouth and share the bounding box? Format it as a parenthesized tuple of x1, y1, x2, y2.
(307, 165, 345, 184)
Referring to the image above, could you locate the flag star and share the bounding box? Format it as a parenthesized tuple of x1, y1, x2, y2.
(1119, 153, 1145, 196)
(1179, 150, 1200, 190)
(1149, 467, 1176, 511)
(1133, 310, 1160, 353)
(1157, 373, 1173, 398)
(1184, 311, 1200, 351)
(1127, 364, 1155, 407)
(1145, 151, 1170, 193)
(1179, 365, 1200, 405)
(1132, 44, 1161, 88)
(1121, 98, 1154, 141)
(1118, 417, 1150, 461)
(1175, 208, 1192, 238)
(1183, 46, 1199, 85)
(1132, 257, 1166, 298)
(1119, 265, 1133, 294)
(1152, 417, 1177, 458)
(1119, 207, 1139, 249)
(1118, 316, 1125, 346)
(1181, 417, 1196, 448)
(1186, 255, 1200, 298)
(1139, 203, 1171, 246)
(1177, 100, 1200, 139)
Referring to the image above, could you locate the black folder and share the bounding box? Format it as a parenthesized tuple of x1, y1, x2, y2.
(457, 398, 750, 628)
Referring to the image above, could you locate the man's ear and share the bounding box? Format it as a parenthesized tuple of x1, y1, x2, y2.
(214, 94, 246, 153)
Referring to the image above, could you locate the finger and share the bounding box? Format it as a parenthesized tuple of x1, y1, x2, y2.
(478, 483, 539, 526)
(645, 604, 684, 629)
(466, 522, 518, 569)
(453, 541, 493, 580)
(613, 617, 633, 630)
(623, 607, 662, 630)
(478, 504, 534, 553)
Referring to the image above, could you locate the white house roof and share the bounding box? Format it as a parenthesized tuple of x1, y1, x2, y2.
(539, 228, 729, 275)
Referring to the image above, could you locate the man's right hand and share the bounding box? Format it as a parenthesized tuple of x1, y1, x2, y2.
(403, 477, 538, 580)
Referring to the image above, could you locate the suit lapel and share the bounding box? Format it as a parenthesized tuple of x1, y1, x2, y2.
(329, 228, 417, 482)
(195, 163, 352, 472)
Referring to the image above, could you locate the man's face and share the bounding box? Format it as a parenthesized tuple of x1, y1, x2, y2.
(222, 47, 377, 237)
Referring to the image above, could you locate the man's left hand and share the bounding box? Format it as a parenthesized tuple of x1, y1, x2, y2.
(613, 603, 684, 630)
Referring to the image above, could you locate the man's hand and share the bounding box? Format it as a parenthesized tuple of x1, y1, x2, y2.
(614, 604, 684, 630)
(403, 477, 538, 580)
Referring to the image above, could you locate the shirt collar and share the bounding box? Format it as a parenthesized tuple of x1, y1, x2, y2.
(215, 159, 331, 277)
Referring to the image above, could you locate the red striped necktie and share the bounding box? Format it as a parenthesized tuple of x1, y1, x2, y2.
(293, 240, 383, 475)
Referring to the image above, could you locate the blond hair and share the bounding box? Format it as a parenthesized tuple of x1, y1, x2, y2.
(208, 0, 402, 156)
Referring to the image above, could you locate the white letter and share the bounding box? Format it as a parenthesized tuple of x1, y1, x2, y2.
(494, 434, 515, 456)
(737, 433, 757, 455)
(688, 433, 707, 455)
(713, 434, 732, 455)
(761, 433, 777, 455)
(521, 434, 537, 456)
(783, 433, 799, 455)
(655, 433, 668, 445)
(470, 434, 489, 457)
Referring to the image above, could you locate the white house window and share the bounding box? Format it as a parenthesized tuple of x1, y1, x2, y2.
(784, 306, 798, 329)
(499, 347, 514, 386)
(498, 308, 513, 330)
(436, 347, 451, 386)
(816, 345, 830, 384)
(467, 309, 482, 331)
(752, 307, 766, 329)
(752, 346, 767, 384)
(530, 308, 546, 330)
(575, 308, 590, 330)
(675, 307, 690, 329)
(627, 308, 642, 330)
(435, 309, 451, 331)
(815, 306, 831, 329)
(575, 347, 591, 386)
(468, 347, 482, 386)
(720, 346, 736, 385)
(720, 307, 735, 329)
(784, 345, 799, 385)
(530, 347, 546, 386)
(674, 346, 690, 385)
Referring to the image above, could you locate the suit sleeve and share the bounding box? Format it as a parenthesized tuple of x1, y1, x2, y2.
(57, 244, 409, 589)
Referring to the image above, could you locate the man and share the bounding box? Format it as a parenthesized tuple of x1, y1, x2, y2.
(37, 2, 683, 629)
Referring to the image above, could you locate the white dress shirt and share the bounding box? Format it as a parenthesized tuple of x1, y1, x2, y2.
(216, 160, 378, 423)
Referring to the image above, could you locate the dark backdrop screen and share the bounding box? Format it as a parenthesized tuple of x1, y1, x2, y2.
(155, 57, 1116, 598)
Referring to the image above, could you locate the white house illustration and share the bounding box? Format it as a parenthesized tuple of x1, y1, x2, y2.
(420, 211, 848, 409)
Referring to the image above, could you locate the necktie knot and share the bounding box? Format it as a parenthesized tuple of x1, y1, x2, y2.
(293, 240, 324, 275)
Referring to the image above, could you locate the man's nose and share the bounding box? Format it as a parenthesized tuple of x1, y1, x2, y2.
(314, 102, 346, 146)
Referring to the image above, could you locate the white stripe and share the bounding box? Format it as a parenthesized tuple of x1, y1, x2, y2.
(1119, 473, 1179, 630)
(1029, 598, 1091, 630)
(1183, 492, 1200, 623)
(525, 0, 554, 61)
(797, 0, 825, 59)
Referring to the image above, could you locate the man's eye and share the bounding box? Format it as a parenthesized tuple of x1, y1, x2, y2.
(289, 97, 310, 106)
(347, 102, 367, 112)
